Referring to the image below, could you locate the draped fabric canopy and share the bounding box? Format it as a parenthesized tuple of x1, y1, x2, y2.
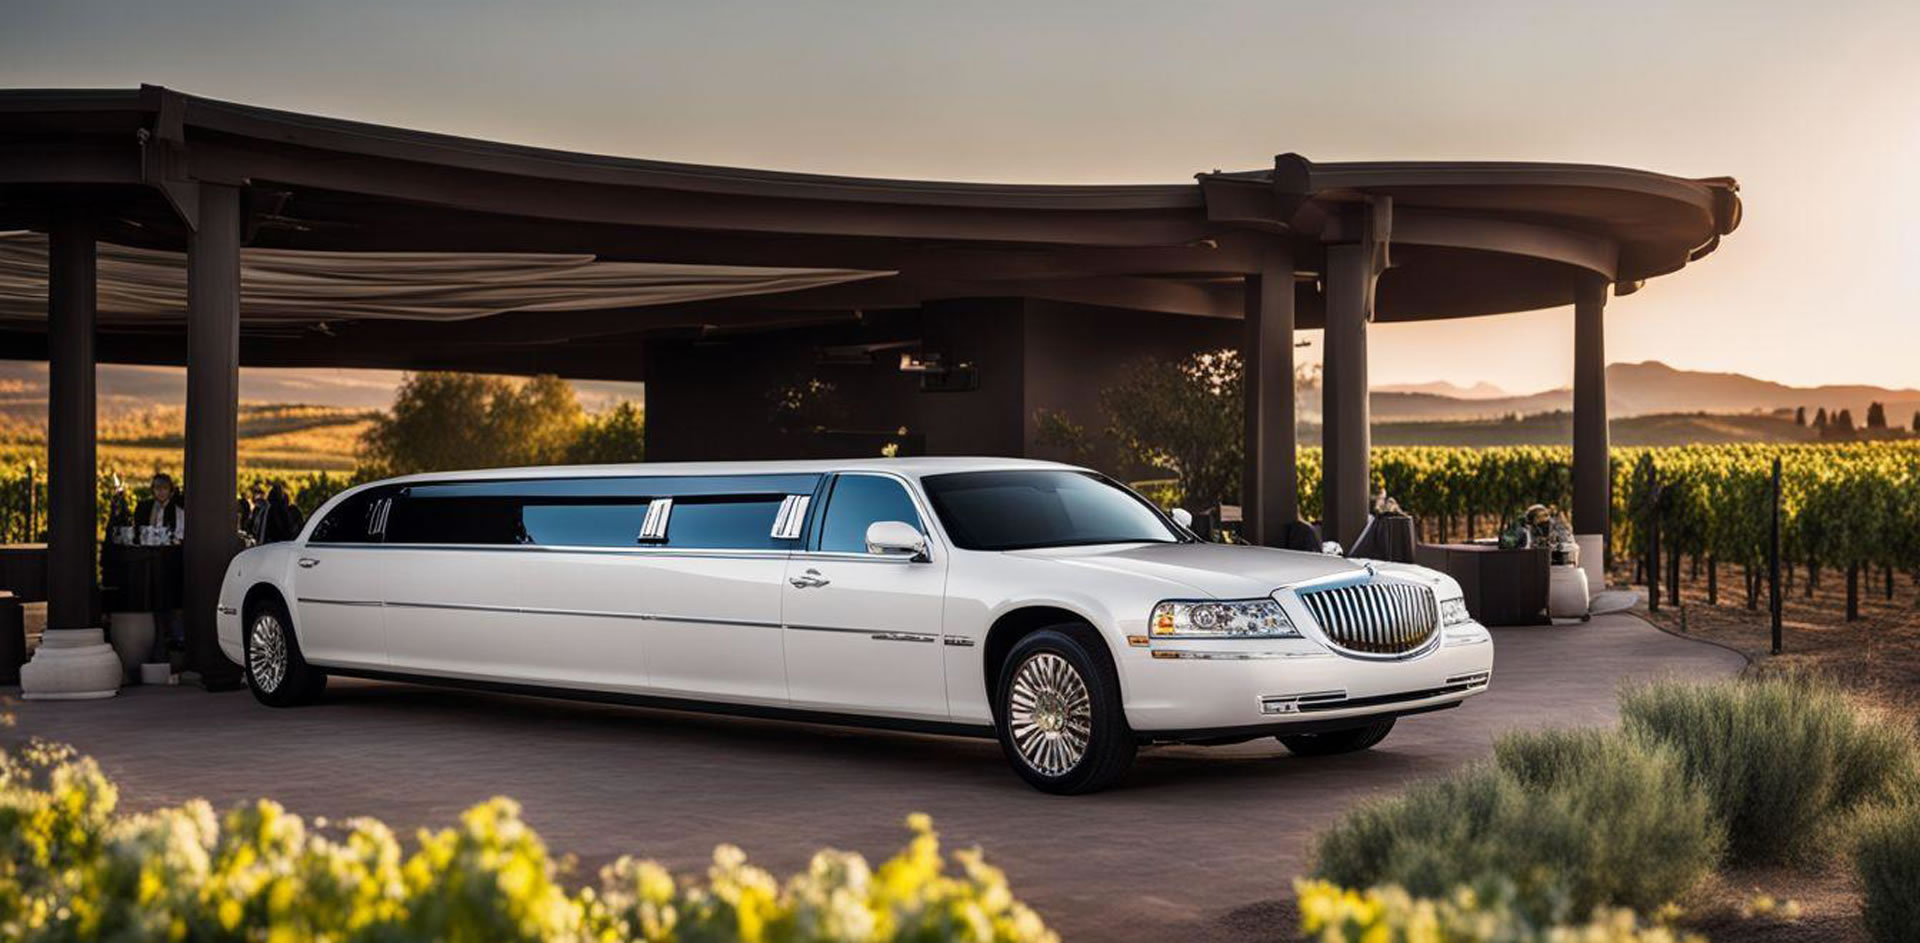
(0, 232, 893, 326)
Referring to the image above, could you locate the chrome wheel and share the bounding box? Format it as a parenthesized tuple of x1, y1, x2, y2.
(248, 612, 289, 693)
(1007, 652, 1092, 777)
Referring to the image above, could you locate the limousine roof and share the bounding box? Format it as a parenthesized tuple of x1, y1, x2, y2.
(371, 456, 1079, 487)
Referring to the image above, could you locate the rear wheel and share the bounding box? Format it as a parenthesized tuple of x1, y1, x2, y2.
(1277, 717, 1395, 756)
(244, 599, 326, 707)
(994, 626, 1135, 794)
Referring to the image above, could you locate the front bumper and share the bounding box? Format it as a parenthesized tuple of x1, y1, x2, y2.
(1118, 623, 1494, 739)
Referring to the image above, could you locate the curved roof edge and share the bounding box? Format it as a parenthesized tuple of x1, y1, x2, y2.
(1, 86, 1738, 232)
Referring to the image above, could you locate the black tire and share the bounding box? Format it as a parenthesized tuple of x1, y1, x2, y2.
(1277, 717, 1395, 756)
(243, 596, 327, 707)
(994, 625, 1136, 794)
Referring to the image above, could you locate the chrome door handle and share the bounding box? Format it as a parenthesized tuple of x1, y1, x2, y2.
(297, 557, 320, 568)
(788, 569, 829, 589)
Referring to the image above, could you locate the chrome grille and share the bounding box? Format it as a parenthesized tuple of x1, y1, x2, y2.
(1297, 582, 1438, 655)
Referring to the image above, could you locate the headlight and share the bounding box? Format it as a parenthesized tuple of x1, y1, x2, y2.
(1149, 598, 1300, 639)
(1438, 596, 1472, 626)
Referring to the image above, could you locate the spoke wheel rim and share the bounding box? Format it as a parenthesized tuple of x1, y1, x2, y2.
(248, 613, 289, 693)
(1007, 652, 1093, 777)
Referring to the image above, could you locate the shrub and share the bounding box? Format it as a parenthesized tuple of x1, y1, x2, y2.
(0, 740, 1054, 942)
(1621, 675, 1918, 865)
(1311, 728, 1719, 924)
(1853, 801, 1920, 943)
(1294, 879, 1703, 943)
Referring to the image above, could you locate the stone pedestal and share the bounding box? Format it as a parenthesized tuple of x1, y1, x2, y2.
(19, 628, 121, 700)
(1576, 534, 1606, 600)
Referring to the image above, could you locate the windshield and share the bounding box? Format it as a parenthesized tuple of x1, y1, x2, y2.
(921, 470, 1183, 551)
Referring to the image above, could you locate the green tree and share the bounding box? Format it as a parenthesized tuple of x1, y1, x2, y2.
(1866, 401, 1887, 429)
(1100, 349, 1242, 510)
(362, 372, 585, 475)
(1031, 407, 1096, 465)
(566, 401, 646, 464)
(489, 374, 585, 466)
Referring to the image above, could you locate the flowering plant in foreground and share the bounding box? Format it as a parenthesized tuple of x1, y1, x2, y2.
(0, 740, 1055, 942)
(1294, 879, 1703, 943)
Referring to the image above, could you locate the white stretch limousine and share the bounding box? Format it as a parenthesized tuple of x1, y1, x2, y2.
(218, 458, 1492, 793)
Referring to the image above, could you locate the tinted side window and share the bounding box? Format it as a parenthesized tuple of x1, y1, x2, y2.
(666, 497, 786, 550)
(817, 475, 923, 553)
(309, 487, 389, 544)
(520, 502, 651, 547)
(385, 494, 522, 545)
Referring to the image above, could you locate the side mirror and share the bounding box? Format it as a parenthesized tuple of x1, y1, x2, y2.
(1321, 541, 1346, 556)
(1170, 508, 1194, 529)
(866, 520, 929, 560)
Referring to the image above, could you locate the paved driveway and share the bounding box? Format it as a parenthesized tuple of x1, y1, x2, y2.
(10, 614, 1741, 941)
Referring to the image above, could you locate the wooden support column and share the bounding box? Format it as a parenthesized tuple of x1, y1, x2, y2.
(46, 215, 98, 630)
(1241, 240, 1297, 545)
(1322, 243, 1378, 550)
(184, 184, 244, 690)
(1571, 277, 1611, 538)
(20, 213, 120, 700)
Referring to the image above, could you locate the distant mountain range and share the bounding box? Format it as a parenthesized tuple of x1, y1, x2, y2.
(0, 361, 643, 419)
(0, 358, 1911, 429)
(1374, 380, 1512, 400)
(1370, 361, 1920, 424)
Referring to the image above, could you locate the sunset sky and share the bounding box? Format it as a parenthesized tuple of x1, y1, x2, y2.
(3, 0, 1915, 394)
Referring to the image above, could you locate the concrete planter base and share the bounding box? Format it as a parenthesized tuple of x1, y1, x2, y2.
(1575, 534, 1606, 599)
(20, 628, 122, 700)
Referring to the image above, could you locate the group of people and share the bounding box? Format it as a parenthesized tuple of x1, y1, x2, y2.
(240, 481, 306, 546)
(105, 473, 306, 547)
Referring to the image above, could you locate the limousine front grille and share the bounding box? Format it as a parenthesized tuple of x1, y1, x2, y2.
(1297, 582, 1438, 656)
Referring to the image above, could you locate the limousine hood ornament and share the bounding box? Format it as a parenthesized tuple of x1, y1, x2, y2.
(213, 457, 1491, 796)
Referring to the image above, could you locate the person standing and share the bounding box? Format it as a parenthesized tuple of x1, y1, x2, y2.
(245, 484, 269, 544)
(258, 484, 306, 544)
(133, 473, 183, 540)
(132, 472, 186, 658)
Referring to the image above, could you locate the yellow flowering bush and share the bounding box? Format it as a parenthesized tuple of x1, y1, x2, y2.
(1294, 879, 1704, 943)
(0, 741, 1055, 943)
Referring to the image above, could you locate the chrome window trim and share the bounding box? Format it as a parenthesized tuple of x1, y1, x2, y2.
(637, 497, 673, 542)
(371, 496, 393, 538)
(295, 541, 793, 560)
(770, 494, 811, 540)
(787, 550, 919, 565)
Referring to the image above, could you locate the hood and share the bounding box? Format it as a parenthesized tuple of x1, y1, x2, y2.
(1012, 541, 1367, 598)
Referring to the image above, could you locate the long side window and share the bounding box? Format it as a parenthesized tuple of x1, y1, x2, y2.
(519, 501, 654, 547)
(665, 497, 788, 550)
(308, 487, 395, 544)
(358, 476, 820, 550)
(383, 494, 522, 545)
